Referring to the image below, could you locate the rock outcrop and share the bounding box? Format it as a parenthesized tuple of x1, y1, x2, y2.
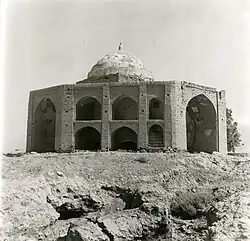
(1, 151, 249, 240)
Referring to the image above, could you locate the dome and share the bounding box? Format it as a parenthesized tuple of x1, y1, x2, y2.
(87, 44, 154, 82)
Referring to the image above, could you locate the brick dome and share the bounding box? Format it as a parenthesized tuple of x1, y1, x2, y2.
(87, 45, 154, 82)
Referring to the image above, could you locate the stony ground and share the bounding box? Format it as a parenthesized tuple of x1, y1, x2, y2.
(0, 150, 249, 241)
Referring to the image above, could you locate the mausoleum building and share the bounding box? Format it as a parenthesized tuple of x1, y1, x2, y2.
(26, 45, 227, 153)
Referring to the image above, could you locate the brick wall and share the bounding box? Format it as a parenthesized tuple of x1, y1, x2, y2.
(138, 83, 148, 148)
(217, 90, 227, 153)
(26, 92, 33, 152)
(27, 80, 227, 153)
(26, 86, 61, 152)
(168, 81, 186, 149)
(58, 85, 75, 152)
(101, 84, 110, 150)
(164, 83, 172, 147)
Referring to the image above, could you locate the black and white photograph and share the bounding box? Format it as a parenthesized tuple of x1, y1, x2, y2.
(0, 0, 250, 240)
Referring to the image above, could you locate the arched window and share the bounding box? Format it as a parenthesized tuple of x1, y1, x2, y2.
(148, 124, 164, 147)
(112, 96, 138, 120)
(186, 94, 217, 153)
(111, 127, 137, 150)
(75, 127, 101, 150)
(33, 98, 56, 152)
(149, 98, 164, 119)
(76, 97, 101, 120)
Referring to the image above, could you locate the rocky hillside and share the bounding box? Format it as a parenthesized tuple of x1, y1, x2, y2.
(1, 150, 250, 241)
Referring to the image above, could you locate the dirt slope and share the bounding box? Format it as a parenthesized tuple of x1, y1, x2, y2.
(1, 151, 249, 240)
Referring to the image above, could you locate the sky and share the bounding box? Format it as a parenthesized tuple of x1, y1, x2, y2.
(1, 0, 250, 153)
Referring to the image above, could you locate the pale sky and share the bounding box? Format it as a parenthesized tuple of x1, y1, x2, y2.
(1, 0, 250, 153)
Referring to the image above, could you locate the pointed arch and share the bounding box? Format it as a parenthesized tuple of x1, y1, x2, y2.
(112, 96, 138, 120)
(149, 98, 164, 119)
(75, 126, 101, 150)
(148, 124, 164, 147)
(111, 127, 137, 150)
(33, 98, 56, 152)
(186, 94, 217, 153)
(76, 96, 101, 120)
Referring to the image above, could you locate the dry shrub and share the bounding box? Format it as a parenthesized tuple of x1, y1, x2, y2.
(170, 187, 230, 220)
(133, 156, 148, 163)
(5, 152, 24, 157)
(170, 191, 214, 219)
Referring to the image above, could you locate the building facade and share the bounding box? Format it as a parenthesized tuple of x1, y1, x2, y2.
(26, 46, 227, 153)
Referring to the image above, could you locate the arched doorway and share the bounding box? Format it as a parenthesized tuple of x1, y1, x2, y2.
(33, 98, 56, 152)
(111, 127, 137, 151)
(76, 97, 101, 120)
(75, 127, 101, 150)
(148, 124, 164, 147)
(149, 98, 164, 119)
(186, 94, 217, 153)
(112, 96, 138, 120)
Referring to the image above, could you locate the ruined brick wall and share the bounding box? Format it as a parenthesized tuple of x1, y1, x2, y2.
(164, 83, 172, 147)
(138, 83, 148, 148)
(27, 80, 227, 153)
(101, 84, 110, 150)
(217, 90, 227, 153)
(181, 82, 217, 151)
(71, 81, 167, 151)
(175, 81, 226, 153)
(58, 85, 75, 152)
(167, 81, 186, 149)
(26, 86, 62, 152)
(110, 84, 140, 149)
(146, 82, 166, 148)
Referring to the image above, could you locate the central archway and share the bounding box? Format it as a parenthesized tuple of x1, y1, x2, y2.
(112, 96, 138, 120)
(33, 98, 56, 153)
(75, 127, 101, 150)
(186, 94, 217, 153)
(76, 97, 101, 120)
(111, 127, 137, 151)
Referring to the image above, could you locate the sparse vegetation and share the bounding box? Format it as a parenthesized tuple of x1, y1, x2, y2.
(4, 152, 24, 157)
(227, 108, 242, 153)
(170, 191, 212, 219)
(134, 156, 148, 163)
(1, 151, 249, 240)
(170, 187, 230, 220)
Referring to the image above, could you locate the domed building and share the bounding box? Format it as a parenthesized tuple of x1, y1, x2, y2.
(26, 44, 227, 153)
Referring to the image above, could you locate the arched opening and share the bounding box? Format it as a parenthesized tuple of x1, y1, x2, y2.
(186, 94, 217, 153)
(111, 127, 137, 151)
(149, 98, 164, 119)
(148, 124, 164, 147)
(33, 98, 56, 152)
(112, 96, 138, 120)
(76, 97, 101, 120)
(75, 127, 101, 150)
